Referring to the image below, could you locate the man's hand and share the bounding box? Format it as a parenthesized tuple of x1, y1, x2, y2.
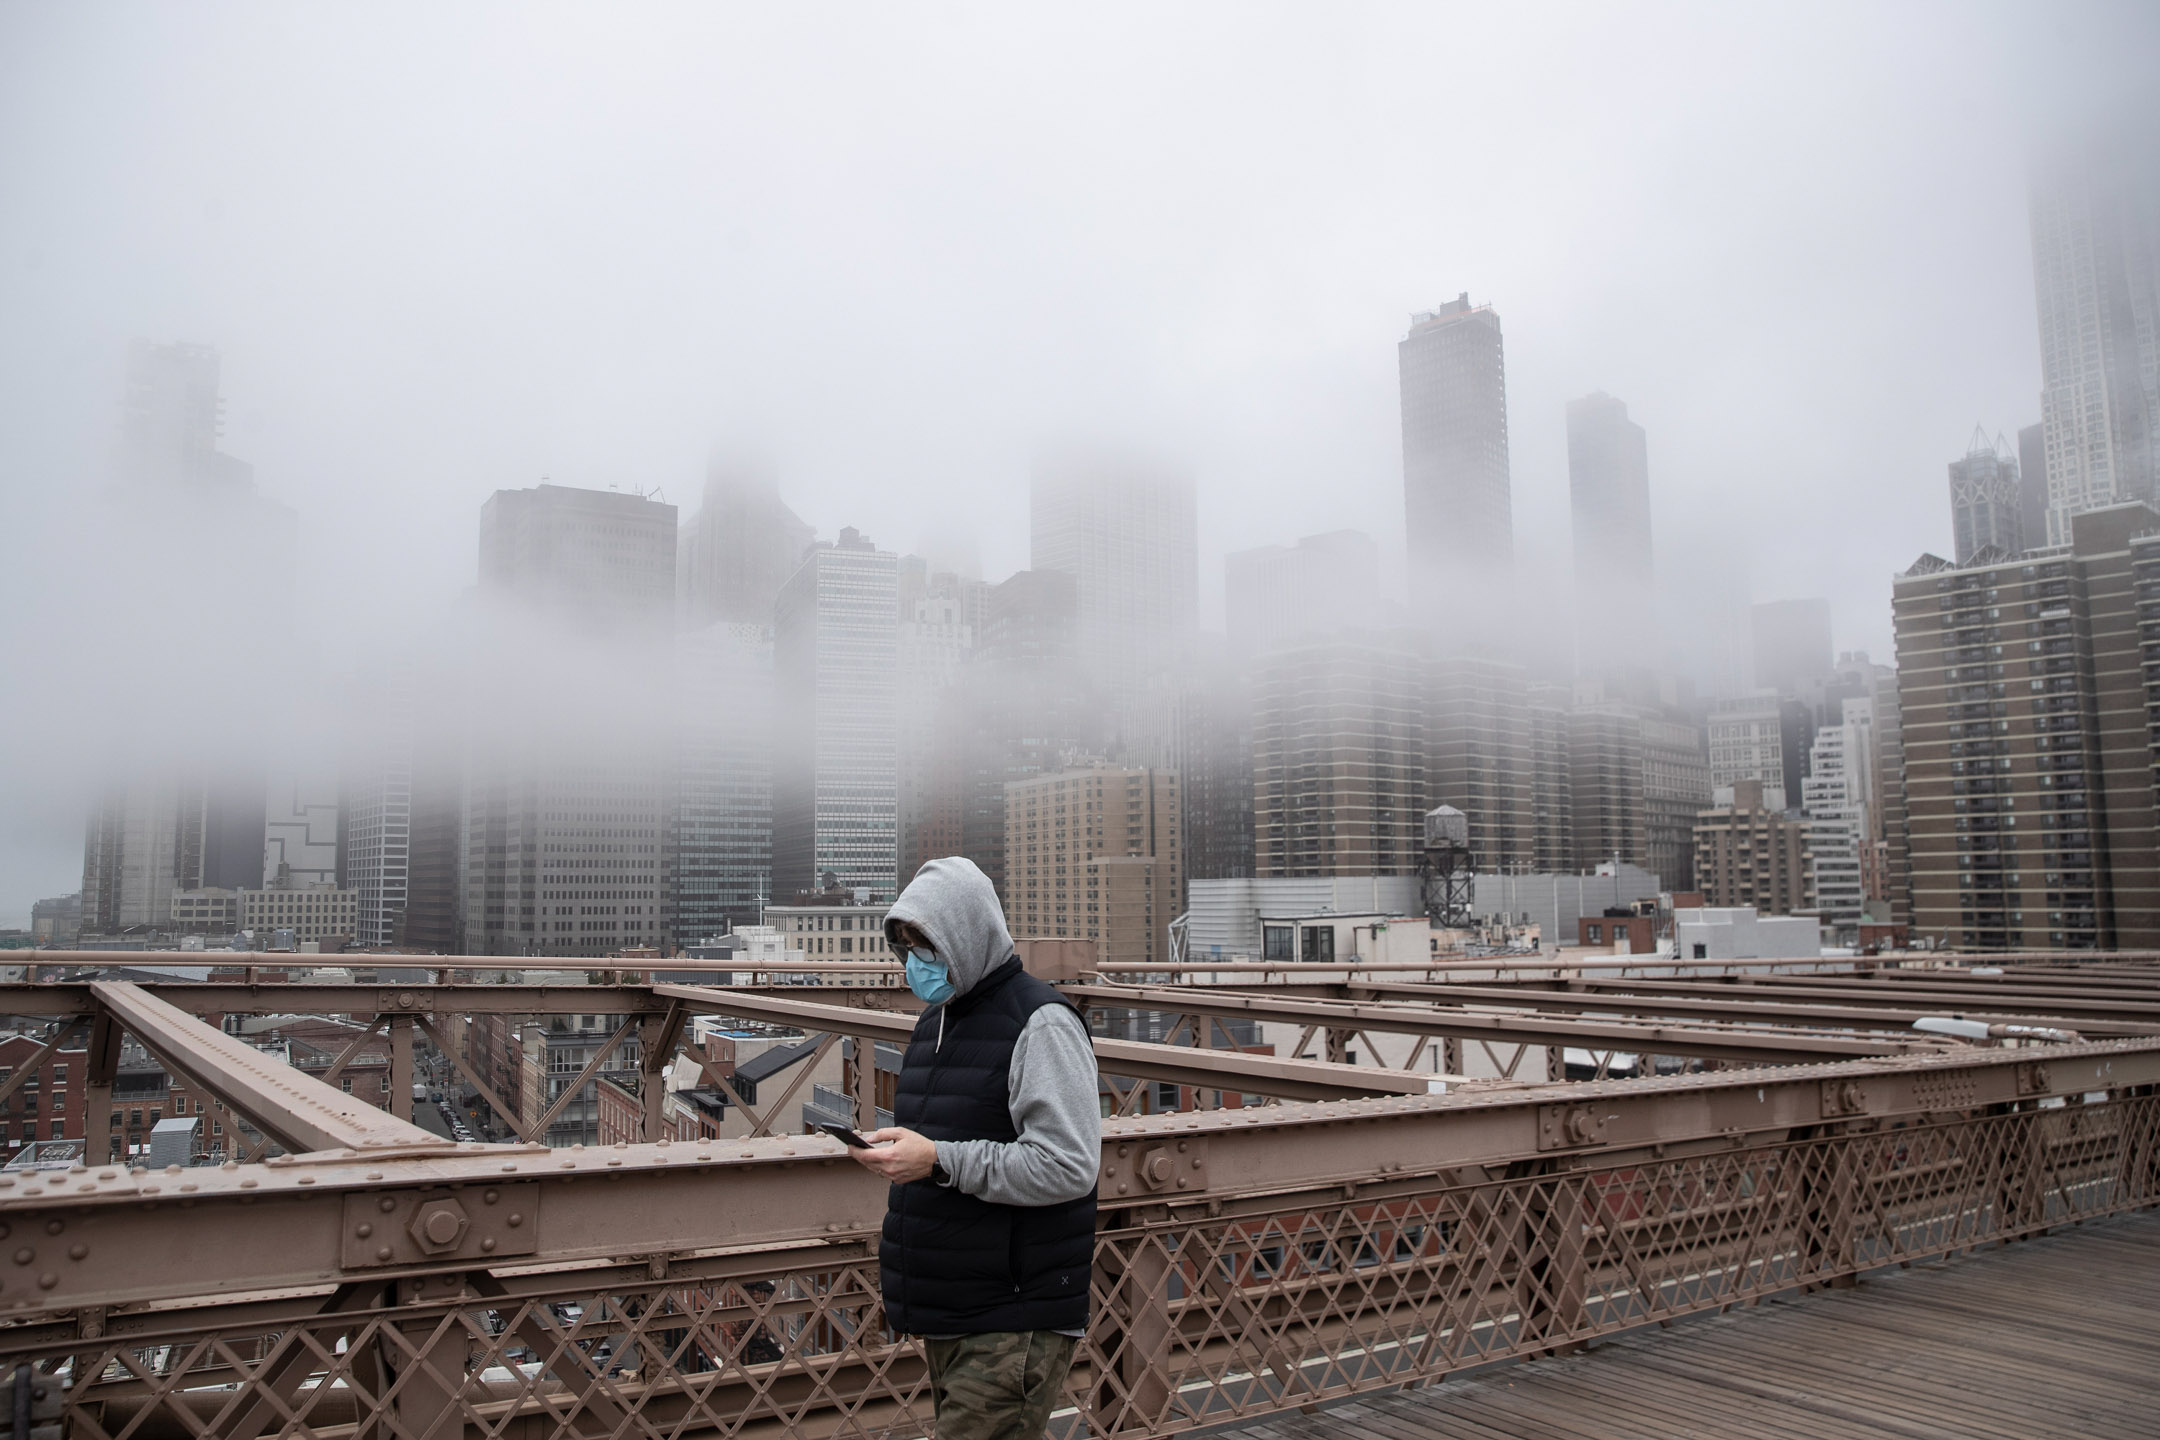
(850, 1127, 938, 1183)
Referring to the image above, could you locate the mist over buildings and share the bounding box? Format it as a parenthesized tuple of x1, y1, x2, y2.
(3, 2, 2159, 942)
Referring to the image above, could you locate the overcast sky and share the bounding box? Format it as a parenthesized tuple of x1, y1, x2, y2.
(3, 2, 2156, 924)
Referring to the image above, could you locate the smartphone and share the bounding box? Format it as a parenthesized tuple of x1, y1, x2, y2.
(818, 1122, 876, 1148)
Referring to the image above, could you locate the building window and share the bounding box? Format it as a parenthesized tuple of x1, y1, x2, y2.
(1587, 923, 1603, 943)
(1262, 926, 1293, 961)
(1300, 926, 1335, 963)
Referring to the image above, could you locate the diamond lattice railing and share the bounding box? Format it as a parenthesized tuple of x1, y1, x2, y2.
(11, 1091, 2157, 1440)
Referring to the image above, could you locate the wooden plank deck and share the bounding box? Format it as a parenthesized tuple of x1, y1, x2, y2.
(1230, 1209, 2160, 1440)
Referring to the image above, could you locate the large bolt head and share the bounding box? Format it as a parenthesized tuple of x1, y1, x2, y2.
(408, 1199, 470, 1254)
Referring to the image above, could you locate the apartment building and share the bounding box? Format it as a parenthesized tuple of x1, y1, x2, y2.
(1005, 765, 1181, 966)
(1693, 780, 1814, 915)
(1892, 502, 2160, 949)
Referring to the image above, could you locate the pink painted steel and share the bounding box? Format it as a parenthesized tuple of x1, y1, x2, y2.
(84, 980, 450, 1156)
(0, 1035, 2151, 1439)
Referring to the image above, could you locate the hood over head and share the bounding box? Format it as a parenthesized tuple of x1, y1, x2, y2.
(884, 856, 1015, 999)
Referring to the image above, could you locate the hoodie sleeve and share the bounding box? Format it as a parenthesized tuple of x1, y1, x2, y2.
(934, 1005, 1100, 1206)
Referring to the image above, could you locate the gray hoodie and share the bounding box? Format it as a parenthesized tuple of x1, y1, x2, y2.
(883, 857, 1101, 1208)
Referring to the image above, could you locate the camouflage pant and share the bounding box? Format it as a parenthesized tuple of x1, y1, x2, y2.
(921, 1331, 1078, 1440)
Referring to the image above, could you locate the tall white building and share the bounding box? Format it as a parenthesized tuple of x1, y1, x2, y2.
(1802, 697, 1875, 923)
(2031, 145, 2160, 543)
(772, 528, 899, 902)
(342, 689, 412, 947)
(1030, 448, 1197, 759)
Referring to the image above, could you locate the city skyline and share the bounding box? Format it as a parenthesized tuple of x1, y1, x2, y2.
(4, 4, 2158, 926)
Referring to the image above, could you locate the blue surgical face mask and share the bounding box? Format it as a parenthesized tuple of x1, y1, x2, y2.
(905, 947, 955, 1006)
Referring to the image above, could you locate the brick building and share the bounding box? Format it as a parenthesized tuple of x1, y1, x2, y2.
(0, 1031, 88, 1156)
(1006, 764, 1181, 967)
(1693, 779, 1816, 916)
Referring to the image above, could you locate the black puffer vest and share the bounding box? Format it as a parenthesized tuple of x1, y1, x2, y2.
(879, 956, 1097, 1335)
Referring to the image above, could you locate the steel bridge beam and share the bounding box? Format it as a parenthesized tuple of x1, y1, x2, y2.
(1573, 975, 2160, 1021)
(649, 983, 1437, 1099)
(1329, 979, 2160, 1037)
(1067, 982, 1947, 1065)
(0, 981, 908, 1019)
(84, 981, 451, 1157)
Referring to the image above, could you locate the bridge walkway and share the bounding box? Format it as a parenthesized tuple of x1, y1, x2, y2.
(1230, 1209, 2160, 1440)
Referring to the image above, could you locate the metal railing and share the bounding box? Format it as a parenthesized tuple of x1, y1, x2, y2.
(1, 1036, 2153, 1439)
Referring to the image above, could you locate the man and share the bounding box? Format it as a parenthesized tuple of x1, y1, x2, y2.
(849, 856, 1100, 1440)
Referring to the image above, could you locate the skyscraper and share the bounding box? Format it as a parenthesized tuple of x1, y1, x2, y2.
(1563, 674, 1709, 890)
(79, 771, 264, 935)
(1029, 448, 1197, 759)
(1566, 392, 1656, 671)
(1802, 697, 1875, 924)
(342, 680, 413, 949)
(1172, 639, 1256, 885)
(676, 621, 775, 939)
(81, 342, 281, 937)
(1223, 530, 1384, 657)
(114, 340, 255, 495)
(464, 483, 679, 957)
(1524, 683, 1574, 873)
(1252, 635, 1428, 878)
(478, 483, 677, 630)
(772, 528, 900, 902)
(264, 771, 339, 888)
(2017, 423, 2051, 559)
(2030, 144, 2160, 542)
(1566, 700, 1644, 877)
(896, 570, 981, 883)
(928, 568, 1107, 900)
(1400, 295, 1513, 620)
(1750, 598, 1834, 697)
(1427, 654, 1535, 874)
(677, 464, 816, 628)
(1947, 428, 2026, 562)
